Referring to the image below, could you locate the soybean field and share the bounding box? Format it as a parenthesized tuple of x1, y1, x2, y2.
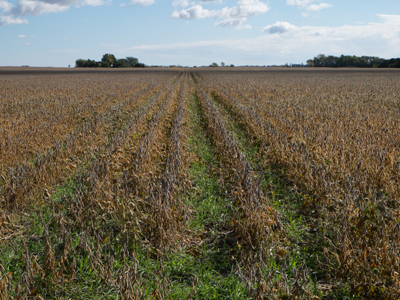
(1, 67, 400, 299)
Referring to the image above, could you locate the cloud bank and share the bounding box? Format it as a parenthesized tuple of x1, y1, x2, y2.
(126, 14, 400, 65)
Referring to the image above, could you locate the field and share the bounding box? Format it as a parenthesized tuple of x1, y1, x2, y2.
(0, 67, 400, 299)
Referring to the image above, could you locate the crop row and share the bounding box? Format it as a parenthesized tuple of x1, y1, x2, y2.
(195, 69, 400, 298)
(0, 72, 180, 210)
(0, 72, 194, 298)
(0, 72, 177, 172)
(192, 73, 302, 298)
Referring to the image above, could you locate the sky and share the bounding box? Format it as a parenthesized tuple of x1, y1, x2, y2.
(0, 0, 400, 67)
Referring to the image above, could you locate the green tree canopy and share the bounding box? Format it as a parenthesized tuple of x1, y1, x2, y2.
(114, 58, 129, 68)
(101, 54, 116, 67)
(126, 57, 139, 67)
(75, 54, 145, 68)
(307, 54, 399, 68)
(75, 59, 100, 68)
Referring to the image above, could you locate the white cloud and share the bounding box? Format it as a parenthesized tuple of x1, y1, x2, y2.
(11, 0, 70, 16)
(262, 21, 296, 34)
(287, 0, 332, 16)
(305, 2, 332, 12)
(220, 0, 270, 19)
(25, 42, 30, 45)
(287, 0, 316, 8)
(215, 18, 244, 27)
(172, 0, 189, 7)
(41, 0, 79, 5)
(171, 4, 214, 19)
(122, 0, 154, 6)
(1, 0, 109, 25)
(172, 0, 216, 7)
(171, 0, 269, 28)
(17, 34, 27, 37)
(261, 15, 400, 42)
(81, 0, 107, 6)
(214, 18, 251, 29)
(0, 0, 12, 11)
(0, 15, 28, 25)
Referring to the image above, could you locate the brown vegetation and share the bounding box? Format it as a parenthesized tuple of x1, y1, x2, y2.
(1, 68, 400, 299)
(197, 68, 400, 298)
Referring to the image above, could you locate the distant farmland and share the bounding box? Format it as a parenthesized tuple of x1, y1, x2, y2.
(1, 67, 400, 299)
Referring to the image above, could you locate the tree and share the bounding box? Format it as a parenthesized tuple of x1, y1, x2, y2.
(337, 55, 346, 67)
(87, 59, 100, 67)
(307, 54, 398, 68)
(101, 61, 111, 68)
(75, 54, 145, 68)
(135, 62, 145, 68)
(75, 59, 87, 67)
(314, 54, 327, 67)
(75, 59, 100, 67)
(126, 57, 139, 67)
(101, 53, 116, 67)
(327, 55, 336, 67)
(114, 58, 129, 68)
(220, 62, 225, 67)
(209, 62, 219, 67)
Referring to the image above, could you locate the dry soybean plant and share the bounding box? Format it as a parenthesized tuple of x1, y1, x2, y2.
(196, 68, 400, 298)
(1, 67, 400, 299)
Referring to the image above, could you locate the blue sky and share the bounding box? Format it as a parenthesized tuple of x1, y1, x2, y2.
(1, 0, 399, 67)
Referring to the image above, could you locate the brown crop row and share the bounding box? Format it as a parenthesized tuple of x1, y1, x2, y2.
(0, 71, 191, 298)
(0, 72, 176, 172)
(195, 69, 400, 298)
(195, 73, 315, 298)
(0, 72, 179, 210)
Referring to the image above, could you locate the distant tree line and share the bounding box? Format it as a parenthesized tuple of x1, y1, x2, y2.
(307, 54, 400, 68)
(75, 54, 145, 68)
(209, 62, 235, 67)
